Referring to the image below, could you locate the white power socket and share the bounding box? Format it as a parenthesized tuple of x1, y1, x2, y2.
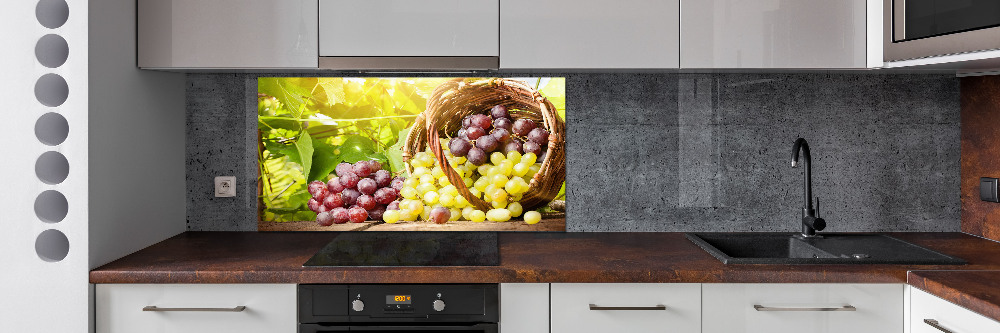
(214, 176, 236, 197)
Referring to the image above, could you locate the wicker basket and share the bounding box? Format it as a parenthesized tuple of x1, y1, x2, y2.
(403, 78, 566, 212)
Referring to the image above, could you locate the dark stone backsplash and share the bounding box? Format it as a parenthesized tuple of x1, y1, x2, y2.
(186, 73, 960, 232)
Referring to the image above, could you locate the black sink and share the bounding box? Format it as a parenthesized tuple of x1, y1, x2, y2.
(686, 233, 966, 265)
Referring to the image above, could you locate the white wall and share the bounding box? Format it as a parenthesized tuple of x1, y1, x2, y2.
(0, 0, 185, 331)
(88, 0, 187, 270)
(0, 0, 90, 331)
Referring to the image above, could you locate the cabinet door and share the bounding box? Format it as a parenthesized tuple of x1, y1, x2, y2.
(96, 284, 297, 333)
(500, 0, 680, 69)
(681, 0, 868, 68)
(551, 283, 700, 333)
(138, 0, 318, 69)
(702, 283, 903, 333)
(911, 287, 1000, 333)
(319, 0, 499, 57)
(500, 284, 549, 333)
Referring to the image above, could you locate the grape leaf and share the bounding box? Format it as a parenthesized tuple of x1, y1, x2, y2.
(538, 77, 566, 121)
(287, 191, 313, 212)
(368, 83, 396, 115)
(385, 127, 410, 174)
(294, 132, 314, 181)
(307, 141, 340, 182)
(392, 82, 427, 114)
(295, 210, 318, 222)
(337, 135, 380, 163)
(343, 80, 367, 106)
(278, 145, 299, 164)
(259, 78, 311, 116)
(263, 140, 289, 158)
(315, 79, 346, 105)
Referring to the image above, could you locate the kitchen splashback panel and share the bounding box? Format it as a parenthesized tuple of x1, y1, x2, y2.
(186, 73, 960, 232)
(256, 77, 566, 231)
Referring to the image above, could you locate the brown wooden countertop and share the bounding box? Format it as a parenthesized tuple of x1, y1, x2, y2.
(90, 232, 1000, 285)
(908, 270, 1000, 323)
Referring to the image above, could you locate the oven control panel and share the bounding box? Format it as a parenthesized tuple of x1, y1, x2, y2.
(299, 284, 498, 323)
(384, 294, 414, 312)
(356, 288, 453, 315)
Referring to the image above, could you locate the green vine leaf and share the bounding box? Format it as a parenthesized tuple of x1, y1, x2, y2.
(538, 78, 566, 121)
(392, 82, 428, 114)
(294, 132, 314, 181)
(259, 78, 311, 115)
(307, 141, 340, 182)
(385, 127, 410, 174)
(338, 134, 385, 164)
(315, 79, 346, 105)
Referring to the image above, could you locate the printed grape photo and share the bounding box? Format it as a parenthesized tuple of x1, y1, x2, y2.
(257, 77, 566, 231)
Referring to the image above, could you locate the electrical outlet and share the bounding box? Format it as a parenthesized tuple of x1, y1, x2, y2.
(215, 176, 236, 197)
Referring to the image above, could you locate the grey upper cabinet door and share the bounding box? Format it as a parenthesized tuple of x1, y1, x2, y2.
(138, 0, 318, 69)
(318, 0, 499, 57)
(681, 0, 870, 68)
(500, 0, 680, 69)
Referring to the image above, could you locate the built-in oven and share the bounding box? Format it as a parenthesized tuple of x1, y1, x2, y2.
(884, 0, 1000, 61)
(299, 284, 498, 333)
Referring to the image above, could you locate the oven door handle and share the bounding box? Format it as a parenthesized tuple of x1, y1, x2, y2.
(346, 324, 498, 331)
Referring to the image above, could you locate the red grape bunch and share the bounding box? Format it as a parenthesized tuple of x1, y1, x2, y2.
(306, 160, 406, 226)
(449, 105, 550, 166)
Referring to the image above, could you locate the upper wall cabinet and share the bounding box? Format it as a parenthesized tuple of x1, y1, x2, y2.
(318, 0, 499, 70)
(500, 0, 680, 69)
(681, 0, 873, 68)
(138, 0, 318, 69)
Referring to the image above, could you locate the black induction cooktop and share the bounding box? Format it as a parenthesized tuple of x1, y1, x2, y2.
(303, 232, 499, 267)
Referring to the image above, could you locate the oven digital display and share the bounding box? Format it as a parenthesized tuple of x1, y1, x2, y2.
(386, 295, 412, 304)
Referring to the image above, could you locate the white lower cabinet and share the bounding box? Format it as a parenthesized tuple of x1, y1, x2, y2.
(500, 283, 549, 333)
(910, 287, 1000, 333)
(702, 283, 903, 333)
(95, 284, 297, 333)
(550, 283, 702, 333)
(97, 282, 1000, 333)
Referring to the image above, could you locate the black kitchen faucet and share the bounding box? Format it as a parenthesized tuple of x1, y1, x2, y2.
(791, 138, 826, 238)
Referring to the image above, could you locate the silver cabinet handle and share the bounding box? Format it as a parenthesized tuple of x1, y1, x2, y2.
(143, 306, 246, 312)
(589, 304, 667, 311)
(924, 319, 955, 333)
(753, 305, 856, 312)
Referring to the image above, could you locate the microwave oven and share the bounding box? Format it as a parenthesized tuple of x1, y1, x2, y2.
(884, 0, 1000, 62)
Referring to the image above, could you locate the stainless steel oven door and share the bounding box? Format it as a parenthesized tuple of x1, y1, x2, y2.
(300, 324, 499, 333)
(884, 0, 1000, 61)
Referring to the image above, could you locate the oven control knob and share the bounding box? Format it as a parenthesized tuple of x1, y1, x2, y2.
(352, 299, 365, 312)
(432, 299, 446, 312)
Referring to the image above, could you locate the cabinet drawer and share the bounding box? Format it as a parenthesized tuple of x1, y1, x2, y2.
(96, 284, 296, 333)
(911, 287, 1000, 333)
(702, 283, 903, 333)
(550, 283, 701, 333)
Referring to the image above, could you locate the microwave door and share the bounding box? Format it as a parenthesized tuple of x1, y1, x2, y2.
(884, 0, 1000, 61)
(895, 0, 1000, 42)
